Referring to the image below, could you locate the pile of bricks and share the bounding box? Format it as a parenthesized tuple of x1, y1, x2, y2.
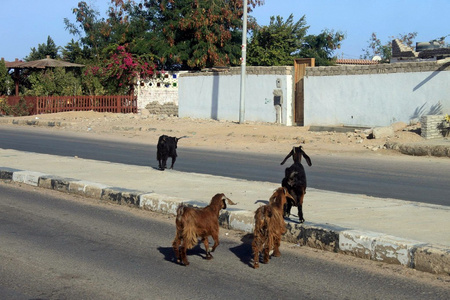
(145, 101, 178, 116)
(421, 115, 447, 139)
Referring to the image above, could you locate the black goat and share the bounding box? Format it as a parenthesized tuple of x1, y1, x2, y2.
(280, 146, 312, 223)
(157, 135, 187, 170)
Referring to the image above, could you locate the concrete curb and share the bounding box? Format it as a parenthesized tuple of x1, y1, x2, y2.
(1, 167, 448, 275)
(385, 141, 450, 158)
(0, 118, 76, 128)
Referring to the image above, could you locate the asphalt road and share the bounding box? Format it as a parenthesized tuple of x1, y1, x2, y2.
(1, 182, 448, 300)
(1, 126, 449, 206)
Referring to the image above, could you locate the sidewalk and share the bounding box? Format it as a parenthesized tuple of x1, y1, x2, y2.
(1, 148, 449, 275)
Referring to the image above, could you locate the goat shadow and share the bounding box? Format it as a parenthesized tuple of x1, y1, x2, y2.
(158, 244, 209, 265)
(284, 215, 303, 225)
(151, 166, 168, 171)
(229, 233, 254, 268)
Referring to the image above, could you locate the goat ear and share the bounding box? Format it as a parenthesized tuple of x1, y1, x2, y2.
(286, 191, 295, 202)
(280, 148, 294, 165)
(302, 151, 312, 166)
(224, 195, 237, 205)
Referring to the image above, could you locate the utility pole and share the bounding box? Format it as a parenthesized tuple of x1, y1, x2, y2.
(239, 0, 248, 124)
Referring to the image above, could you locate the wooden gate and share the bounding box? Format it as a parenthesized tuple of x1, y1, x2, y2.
(294, 58, 315, 126)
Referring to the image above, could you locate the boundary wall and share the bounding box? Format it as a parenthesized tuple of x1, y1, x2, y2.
(136, 71, 185, 116)
(304, 61, 450, 127)
(177, 61, 450, 127)
(178, 67, 294, 125)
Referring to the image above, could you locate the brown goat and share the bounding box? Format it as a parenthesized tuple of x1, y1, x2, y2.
(172, 193, 236, 266)
(252, 187, 293, 269)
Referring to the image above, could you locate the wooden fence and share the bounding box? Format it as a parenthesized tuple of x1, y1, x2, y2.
(1, 95, 137, 116)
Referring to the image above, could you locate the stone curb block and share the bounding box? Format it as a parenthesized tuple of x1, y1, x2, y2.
(68, 181, 110, 199)
(1, 166, 449, 275)
(39, 175, 74, 192)
(140, 193, 182, 215)
(0, 167, 19, 180)
(286, 223, 340, 253)
(227, 211, 254, 233)
(414, 245, 450, 275)
(339, 230, 426, 267)
(13, 171, 47, 186)
(101, 187, 143, 206)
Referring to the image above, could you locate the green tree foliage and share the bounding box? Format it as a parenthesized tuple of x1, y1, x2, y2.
(247, 15, 344, 66)
(247, 14, 309, 66)
(118, 0, 264, 69)
(299, 30, 345, 66)
(62, 39, 89, 63)
(0, 59, 11, 95)
(361, 32, 418, 62)
(25, 36, 60, 61)
(25, 68, 82, 96)
(65, 0, 263, 70)
(64, 1, 113, 62)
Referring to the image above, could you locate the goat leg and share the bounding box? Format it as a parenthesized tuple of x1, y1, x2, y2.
(180, 246, 190, 266)
(202, 238, 214, 260)
(252, 239, 261, 269)
(284, 201, 292, 218)
(273, 235, 281, 257)
(172, 238, 181, 263)
(170, 156, 176, 169)
(298, 205, 305, 223)
(298, 190, 305, 223)
(211, 234, 220, 253)
(262, 245, 270, 264)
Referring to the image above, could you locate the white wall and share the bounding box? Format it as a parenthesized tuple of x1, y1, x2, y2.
(179, 70, 293, 125)
(304, 71, 450, 127)
(176, 62, 450, 127)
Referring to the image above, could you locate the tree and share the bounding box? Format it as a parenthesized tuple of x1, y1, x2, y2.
(361, 32, 418, 62)
(64, 1, 113, 62)
(0, 59, 10, 95)
(298, 30, 345, 66)
(62, 39, 89, 64)
(125, 0, 264, 69)
(25, 36, 60, 61)
(84, 44, 156, 95)
(247, 15, 344, 66)
(25, 68, 82, 96)
(247, 14, 309, 66)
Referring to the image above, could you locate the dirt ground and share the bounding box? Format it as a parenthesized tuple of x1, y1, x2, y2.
(10, 110, 425, 157)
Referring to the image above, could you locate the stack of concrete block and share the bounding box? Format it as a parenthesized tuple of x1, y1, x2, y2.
(421, 115, 446, 139)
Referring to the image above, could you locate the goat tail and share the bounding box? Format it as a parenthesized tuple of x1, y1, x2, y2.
(254, 206, 271, 237)
(176, 205, 198, 249)
(176, 204, 185, 222)
(182, 224, 198, 249)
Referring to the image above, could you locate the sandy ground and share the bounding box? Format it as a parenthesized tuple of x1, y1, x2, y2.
(7, 111, 425, 157)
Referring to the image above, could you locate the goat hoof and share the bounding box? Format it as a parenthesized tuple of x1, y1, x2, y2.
(299, 218, 305, 223)
(273, 251, 281, 257)
(253, 263, 259, 269)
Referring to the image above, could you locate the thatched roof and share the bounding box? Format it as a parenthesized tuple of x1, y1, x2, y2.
(6, 56, 84, 69)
